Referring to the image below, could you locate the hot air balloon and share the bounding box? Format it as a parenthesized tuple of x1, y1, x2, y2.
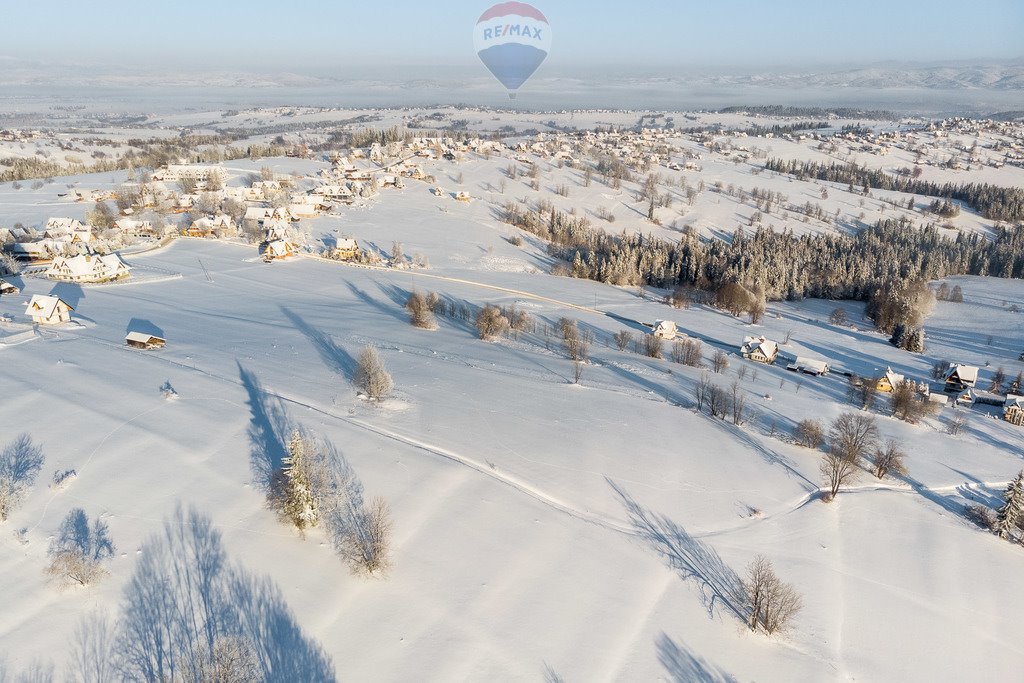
(473, 2, 551, 99)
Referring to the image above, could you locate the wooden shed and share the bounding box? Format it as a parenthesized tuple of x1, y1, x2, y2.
(125, 331, 166, 349)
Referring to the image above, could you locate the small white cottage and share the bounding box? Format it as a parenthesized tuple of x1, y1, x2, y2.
(25, 295, 73, 325)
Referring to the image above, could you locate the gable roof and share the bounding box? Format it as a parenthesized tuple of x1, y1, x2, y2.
(881, 366, 905, 386)
(47, 253, 130, 280)
(947, 364, 979, 384)
(126, 331, 165, 344)
(25, 294, 72, 318)
(741, 335, 778, 357)
(790, 356, 829, 374)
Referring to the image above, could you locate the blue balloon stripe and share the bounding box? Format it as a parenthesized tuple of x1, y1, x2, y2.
(477, 43, 548, 91)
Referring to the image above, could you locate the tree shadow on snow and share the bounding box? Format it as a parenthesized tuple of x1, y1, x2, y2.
(106, 504, 335, 682)
(237, 362, 294, 497)
(609, 479, 747, 624)
(344, 281, 406, 324)
(656, 632, 737, 683)
(0, 433, 45, 491)
(279, 307, 357, 381)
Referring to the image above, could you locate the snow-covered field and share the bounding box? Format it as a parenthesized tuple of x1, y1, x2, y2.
(2, 100, 1024, 680)
(2, 231, 1023, 680)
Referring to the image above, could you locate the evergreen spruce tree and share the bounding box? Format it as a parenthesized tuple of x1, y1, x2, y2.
(904, 327, 925, 353)
(281, 431, 318, 531)
(889, 323, 906, 349)
(994, 471, 1024, 540)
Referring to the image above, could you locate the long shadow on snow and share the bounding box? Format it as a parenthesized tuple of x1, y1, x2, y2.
(709, 417, 818, 490)
(656, 632, 737, 683)
(238, 362, 294, 496)
(609, 479, 747, 623)
(280, 307, 358, 381)
(344, 281, 406, 324)
(112, 504, 335, 682)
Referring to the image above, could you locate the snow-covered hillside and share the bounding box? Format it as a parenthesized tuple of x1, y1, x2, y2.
(2, 234, 1023, 680)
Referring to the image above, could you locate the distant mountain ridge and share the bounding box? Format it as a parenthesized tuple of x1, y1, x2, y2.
(0, 60, 1020, 91)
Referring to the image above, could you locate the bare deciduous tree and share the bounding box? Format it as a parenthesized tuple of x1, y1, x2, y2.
(822, 412, 878, 500)
(745, 555, 802, 634)
(891, 381, 935, 423)
(613, 330, 633, 351)
(641, 334, 663, 359)
(708, 384, 729, 419)
(848, 375, 878, 410)
(694, 372, 712, 412)
(730, 381, 747, 425)
(341, 496, 393, 575)
(871, 440, 908, 479)
(476, 304, 510, 339)
(830, 412, 879, 461)
(181, 636, 261, 683)
(502, 304, 532, 336)
(712, 350, 729, 373)
(794, 419, 824, 449)
(405, 291, 437, 329)
(46, 508, 115, 587)
(356, 346, 393, 400)
(947, 411, 968, 435)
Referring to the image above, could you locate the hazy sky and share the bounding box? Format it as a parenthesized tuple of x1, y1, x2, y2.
(4, 0, 1022, 73)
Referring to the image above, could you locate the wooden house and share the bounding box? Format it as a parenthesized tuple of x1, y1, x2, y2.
(1004, 395, 1024, 426)
(944, 364, 979, 393)
(329, 237, 359, 261)
(875, 367, 905, 393)
(262, 239, 293, 262)
(288, 202, 319, 219)
(25, 295, 73, 325)
(740, 336, 778, 364)
(125, 331, 166, 350)
(0, 279, 20, 296)
(115, 218, 157, 239)
(10, 242, 53, 263)
(455, 191, 472, 203)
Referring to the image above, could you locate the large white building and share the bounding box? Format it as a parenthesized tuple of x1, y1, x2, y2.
(46, 253, 131, 283)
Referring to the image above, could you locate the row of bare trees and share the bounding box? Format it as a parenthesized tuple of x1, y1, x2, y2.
(794, 413, 907, 500)
(694, 373, 748, 425)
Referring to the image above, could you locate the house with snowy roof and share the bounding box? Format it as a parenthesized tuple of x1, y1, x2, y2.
(46, 253, 131, 283)
(740, 335, 778, 364)
(944, 364, 979, 393)
(25, 295, 73, 325)
(875, 367, 905, 393)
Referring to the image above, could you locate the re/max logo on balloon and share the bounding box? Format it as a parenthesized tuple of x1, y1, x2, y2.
(473, 2, 551, 99)
(481, 23, 543, 42)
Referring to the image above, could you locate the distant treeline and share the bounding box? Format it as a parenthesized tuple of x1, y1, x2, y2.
(718, 105, 901, 121)
(503, 203, 1024, 299)
(986, 111, 1024, 122)
(678, 121, 829, 137)
(765, 158, 1024, 222)
(0, 135, 304, 183)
